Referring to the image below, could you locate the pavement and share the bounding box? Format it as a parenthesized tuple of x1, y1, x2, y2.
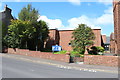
(1, 53, 118, 74)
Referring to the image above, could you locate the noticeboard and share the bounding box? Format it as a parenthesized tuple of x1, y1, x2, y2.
(52, 45, 62, 52)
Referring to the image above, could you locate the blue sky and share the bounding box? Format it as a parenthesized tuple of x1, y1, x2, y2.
(0, 1, 114, 36)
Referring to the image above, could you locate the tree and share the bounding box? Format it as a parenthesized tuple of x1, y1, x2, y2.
(71, 24, 95, 54)
(36, 20, 49, 51)
(17, 4, 49, 51)
(18, 4, 39, 23)
(4, 20, 35, 48)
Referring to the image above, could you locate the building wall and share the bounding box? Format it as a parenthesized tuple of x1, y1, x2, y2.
(92, 29, 101, 47)
(45, 29, 59, 49)
(47, 29, 102, 51)
(59, 30, 73, 51)
(102, 35, 107, 43)
(113, 1, 120, 54)
(0, 5, 14, 52)
(0, 5, 13, 27)
(110, 33, 115, 53)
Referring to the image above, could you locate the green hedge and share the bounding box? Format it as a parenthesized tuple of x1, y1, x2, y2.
(70, 51, 84, 57)
(88, 46, 104, 55)
(53, 50, 67, 54)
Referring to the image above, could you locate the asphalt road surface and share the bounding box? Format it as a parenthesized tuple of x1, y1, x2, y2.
(1, 56, 118, 78)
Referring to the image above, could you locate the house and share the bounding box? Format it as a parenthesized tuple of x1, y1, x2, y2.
(0, 5, 14, 52)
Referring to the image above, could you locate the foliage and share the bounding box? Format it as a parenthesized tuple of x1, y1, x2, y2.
(70, 51, 84, 57)
(36, 20, 49, 42)
(18, 4, 39, 23)
(54, 50, 67, 54)
(71, 24, 95, 54)
(4, 20, 35, 48)
(96, 46, 104, 52)
(18, 4, 49, 51)
(28, 20, 49, 51)
(88, 46, 104, 55)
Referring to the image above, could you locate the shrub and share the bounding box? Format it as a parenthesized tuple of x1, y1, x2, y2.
(96, 46, 104, 52)
(70, 51, 84, 57)
(54, 50, 67, 54)
(88, 46, 104, 55)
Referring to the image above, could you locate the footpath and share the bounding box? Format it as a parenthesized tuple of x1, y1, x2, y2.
(1, 53, 118, 74)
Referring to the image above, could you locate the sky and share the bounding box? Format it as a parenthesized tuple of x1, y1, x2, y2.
(0, 0, 114, 36)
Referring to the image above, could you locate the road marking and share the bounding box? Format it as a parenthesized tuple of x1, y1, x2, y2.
(2, 54, 118, 74)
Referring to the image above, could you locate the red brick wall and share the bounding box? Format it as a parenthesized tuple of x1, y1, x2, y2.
(113, 1, 120, 54)
(8, 48, 70, 63)
(110, 33, 115, 53)
(45, 29, 59, 49)
(92, 29, 101, 47)
(59, 29, 102, 51)
(118, 3, 120, 54)
(59, 30, 73, 51)
(110, 40, 115, 53)
(72, 57, 84, 62)
(102, 35, 106, 43)
(84, 55, 118, 67)
(46, 29, 102, 51)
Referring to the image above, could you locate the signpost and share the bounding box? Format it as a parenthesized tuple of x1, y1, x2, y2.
(52, 45, 62, 52)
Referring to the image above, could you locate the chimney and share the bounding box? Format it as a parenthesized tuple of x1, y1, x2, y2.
(4, 5, 12, 13)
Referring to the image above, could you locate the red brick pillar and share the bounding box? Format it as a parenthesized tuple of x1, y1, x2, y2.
(84, 48, 88, 55)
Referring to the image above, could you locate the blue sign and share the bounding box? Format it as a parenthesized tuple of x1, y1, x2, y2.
(52, 45, 62, 52)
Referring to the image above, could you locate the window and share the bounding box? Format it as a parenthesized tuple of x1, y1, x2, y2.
(68, 43, 71, 46)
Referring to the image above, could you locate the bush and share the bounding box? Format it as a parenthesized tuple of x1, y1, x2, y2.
(96, 46, 104, 52)
(54, 50, 67, 54)
(88, 46, 104, 55)
(70, 51, 84, 57)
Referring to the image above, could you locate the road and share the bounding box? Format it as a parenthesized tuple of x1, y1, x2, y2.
(1, 55, 118, 78)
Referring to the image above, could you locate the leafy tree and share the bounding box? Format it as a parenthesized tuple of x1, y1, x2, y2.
(17, 4, 49, 51)
(29, 20, 49, 51)
(4, 20, 35, 48)
(71, 24, 95, 54)
(18, 4, 39, 23)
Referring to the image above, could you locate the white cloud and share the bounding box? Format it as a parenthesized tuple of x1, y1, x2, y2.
(37, 15, 64, 29)
(62, 6, 113, 29)
(67, 15, 101, 29)
(96, 7, 113, 25)
(104, 7, 113, 14)
(98, 0, 112, 5)
(37, 6, 113, 30)
(68, 0, 81, 5)
(96, 14, 113, 25)
(67, 0, 112, 6)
